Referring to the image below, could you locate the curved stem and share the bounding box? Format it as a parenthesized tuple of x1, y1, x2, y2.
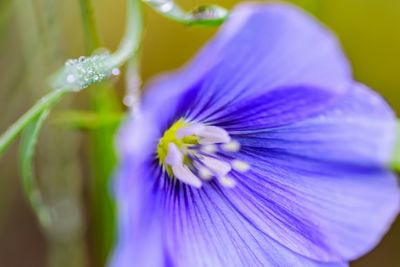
(0, 0, 143, 158)
(79, 0, 100, 52)
(0, 88, 68, 156)
(111, 0, 142, 66)
(19, 109, 52, 229)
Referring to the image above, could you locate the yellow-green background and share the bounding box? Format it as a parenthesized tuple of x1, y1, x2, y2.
(0, 0, 399, 266)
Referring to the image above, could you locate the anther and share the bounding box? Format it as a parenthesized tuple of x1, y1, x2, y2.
(201, 156, 231, 177)
(221, 140, 241, 152)
(231, 160, 250, 172)
(218, 176, 237, 188)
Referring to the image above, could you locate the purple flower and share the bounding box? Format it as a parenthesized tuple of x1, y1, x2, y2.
(111, 3, 400, 267)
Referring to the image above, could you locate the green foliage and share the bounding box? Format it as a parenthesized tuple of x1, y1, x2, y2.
(391, 121, 400, 172)
(53, 110, 123, 130)
(0, 0, 228, 265)
(19, 110, 52, 230)
(0, 88, 68, 157)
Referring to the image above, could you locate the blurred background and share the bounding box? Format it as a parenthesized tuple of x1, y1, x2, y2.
(0, 0, 399, 266)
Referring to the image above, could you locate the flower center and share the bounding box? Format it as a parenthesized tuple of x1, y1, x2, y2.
(157, 119, 250, 188)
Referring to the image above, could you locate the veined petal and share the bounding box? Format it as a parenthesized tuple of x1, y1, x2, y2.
(112, 3, 398, 267)
(236, 83, 397, 166)
(205, 85, 338, 131)
(111, 162, 349, 267)
(110, 160, 166, 267)
(220, 83, 399, 261)
(139, 2, 351, 127)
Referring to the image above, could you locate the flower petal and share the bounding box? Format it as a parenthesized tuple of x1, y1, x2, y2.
(203, 85, 339, 131)
(110, 160, 166, 267)
(139, 3, 351, 127)
(111, 162, 349, 267)
(220, 83, 400, 261)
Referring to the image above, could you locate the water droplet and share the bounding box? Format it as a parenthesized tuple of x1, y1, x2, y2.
(190, 5, 228, 21)
(112, 68, 121, 76)
(66, 74, 76, 84)
(158, 1, 174, 12)
(123, 95, 136, 107)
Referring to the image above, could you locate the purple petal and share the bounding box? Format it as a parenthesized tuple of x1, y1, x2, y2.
(139, 2, 351, 126)
(203, 85, 339, 131)
(110, 161, 349, 267)
(236, 83, 397, 166)
(110, 160, 165, 267)
(222, 83, 399, 261)
(111, 3, 399, 267)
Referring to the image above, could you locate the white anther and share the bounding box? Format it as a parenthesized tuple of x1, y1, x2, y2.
(198, 166, 213, 180)
(176, 123, 205, 139)
(165, 143, 183, 166)
(166, 143, 202, 188)
(221, 140, 241, 152)
(172, 165, 202, 188)
(197, 126, 231, 145)
(201, 156, 231, 177)
(231, 160, 250, 172)
(201, 144, 217, 154)
(218, 176, 237, 188)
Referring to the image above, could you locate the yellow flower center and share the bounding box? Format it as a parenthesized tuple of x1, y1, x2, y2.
(157, 119, 198, 166)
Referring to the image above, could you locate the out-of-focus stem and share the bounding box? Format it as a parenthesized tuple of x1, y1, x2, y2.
(19, 110, 51, 229)
(391, 120, 400, 172)
(0, 88, 68, 157)
(79, 0, 100, 52)
(111, 0, 142, 66)
(0, 0, 143, 158)
(78, 0, 143, 265)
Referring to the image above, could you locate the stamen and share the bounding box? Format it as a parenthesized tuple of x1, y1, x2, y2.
(165, 143, 183, 166)
(231, 160, 250, 172)
(201, 156, 231, 177)
(172, 165, 202, 188)
(201, 144, 217, 154)
(218, 176, 237, 188)
(221, 140, 241, 152)
(197, 126, 231, 145)
(166, 143, 202, 188)
(158, 120, 243, 189)
(198, 166, 213, 180)
(176, 123, 204, 139)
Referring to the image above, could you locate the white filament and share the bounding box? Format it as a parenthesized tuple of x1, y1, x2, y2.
(163, 123, 250, 189)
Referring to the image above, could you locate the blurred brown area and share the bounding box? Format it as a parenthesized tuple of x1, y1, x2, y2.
(0, 0, 399, 266)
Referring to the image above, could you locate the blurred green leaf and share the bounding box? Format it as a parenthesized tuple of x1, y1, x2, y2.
(391, 120, 400, 171)
(0, 88, 68, 158)
(19, 109, 52, 230)
(53, 110, 124, 130)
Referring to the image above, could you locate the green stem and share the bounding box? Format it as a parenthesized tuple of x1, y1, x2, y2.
(19, 110, 52, 229)
(79, 0, 100, 52)
(76, 0, 143, 265)
(391, 120, 400, 172)
(0, 0, 143, 158)
(111, 0, 142, 66)
(0, 88, 68, 156)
